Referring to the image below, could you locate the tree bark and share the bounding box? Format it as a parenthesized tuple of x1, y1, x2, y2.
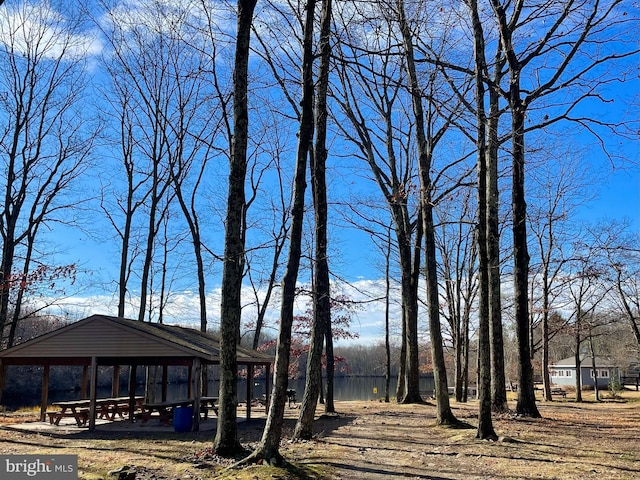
(332, 20, 422, 404)
(589, 338, 600, 402)
(245, 0, 316, 465)
(487, 59, 508, 413)
(397, 0, 456, 422)
(489, 0, 540, 418)
(574, 335, 583, 403)
(294, 0, 333, 439)
(384, 225, 392, 403)
(214, 0, 257, 456)
(468, 0, 498, 439)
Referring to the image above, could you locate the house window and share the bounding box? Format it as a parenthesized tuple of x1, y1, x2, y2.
(600, 370, 609, 378)
(557, 370, 564, 377)
(565, 370, 573, 378)
(550, 370, 558, 377)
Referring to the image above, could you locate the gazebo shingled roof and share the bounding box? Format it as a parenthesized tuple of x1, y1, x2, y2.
(0, 314, 271, 365)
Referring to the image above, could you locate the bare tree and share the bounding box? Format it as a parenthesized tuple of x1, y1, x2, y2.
(246, 150, 291, 349)
(527, 152, 593, 400)
(495, 0, 637, 415)
(243, 0, 316, 465)
(333, 13, 423, 402)
(396, 0, 461, 423)
(598, 221, 640, 350)
(213, 0, 257, 456)
(466, 0, 497, 438)
(294, 0, 333, 437)
(0, 1, 95, 346)
(436, 189, 477, 403)
(566, 234, 609, 402)
(100, 1, 204, 322)
(167, 20, 224, 332)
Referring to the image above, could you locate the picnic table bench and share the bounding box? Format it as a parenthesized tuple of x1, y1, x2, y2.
(551, 387, 567, 398)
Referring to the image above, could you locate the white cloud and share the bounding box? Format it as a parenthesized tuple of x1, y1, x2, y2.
(34, 277, 408, 345)
(0, 1, 103, 61)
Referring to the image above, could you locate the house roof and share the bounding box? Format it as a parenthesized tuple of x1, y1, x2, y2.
(0, 314, 272, 366)
(550, 355, 616, 368)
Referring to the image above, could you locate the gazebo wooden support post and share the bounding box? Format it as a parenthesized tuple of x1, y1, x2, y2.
(201, 364, 208, 396)
(161, 365, 168, 401)
(112, 365, 121, 397)
(246, 364, 254, 421)
(187, 364, 193, 398)
(128, 364, 137, 422)
(40, 365, 50, 422)
(88, 356, 98, 431)
(192, 358, 201, 432)
(81, 365, 89, 399)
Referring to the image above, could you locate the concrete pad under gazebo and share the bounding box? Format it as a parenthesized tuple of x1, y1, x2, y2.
(0, 314, 273, 431)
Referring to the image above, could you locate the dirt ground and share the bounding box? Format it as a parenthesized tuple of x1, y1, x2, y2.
(2, 391, 640, 480)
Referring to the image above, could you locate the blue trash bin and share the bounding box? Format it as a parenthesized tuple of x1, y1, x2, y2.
(173, 406, 193, 432)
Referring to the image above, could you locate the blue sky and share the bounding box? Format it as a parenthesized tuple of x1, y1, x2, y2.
(594, 168, 639, 225)
(2, 0, 638, 345)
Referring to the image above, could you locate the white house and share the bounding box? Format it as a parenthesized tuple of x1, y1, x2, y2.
(549, 356, 618, 388)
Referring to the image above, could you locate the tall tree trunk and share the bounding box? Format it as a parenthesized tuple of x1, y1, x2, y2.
(397, 0, 456, 422)
(394, 212, 422, 403)
(246, 0, 316, 465)
(7, 224, 41, 347)
(251, 230, 287, 349)
(487, 61, 508, 413)
(406, 207, 423, 403)
(574, 329, 583, 402)
(542, 273, 553, 401)
(468, 0, 497, 438)
(138, 147, 165, 322)
(511, 105, 540, 417)
(589, 337, 600, 402)
(0, 192, 18, 344)
(489, 0, 540, 418)
(116, 117, 135, 319)
(384, 225, 392, 403)
(214, 0, 257, 456)
(461, 308, 470, 402)
(294, 0, 333, 439)
(396, 315, 407, 402)
(324, 321, 335, 412)
(172, 182, 208, 332)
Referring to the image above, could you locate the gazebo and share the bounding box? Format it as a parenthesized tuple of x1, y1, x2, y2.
(0, 314, 273, 431)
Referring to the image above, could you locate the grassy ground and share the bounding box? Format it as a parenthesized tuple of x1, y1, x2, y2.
(1, 389, 640, 479)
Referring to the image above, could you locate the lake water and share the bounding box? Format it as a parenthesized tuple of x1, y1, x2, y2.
(1, 375, 435, 409)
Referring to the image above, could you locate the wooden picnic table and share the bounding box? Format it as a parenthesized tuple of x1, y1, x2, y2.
(48, 396, 144, 426)
(48, 399, 91, 426)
